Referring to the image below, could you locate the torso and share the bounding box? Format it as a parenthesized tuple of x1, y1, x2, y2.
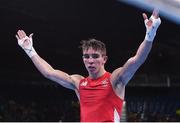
(78, 72, 124, 122)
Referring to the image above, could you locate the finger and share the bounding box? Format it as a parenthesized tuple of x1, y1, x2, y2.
(17, 30, 23, 39)
(29, 33, 33, 38)
(142, 13, 149, 24)
(152, 9, 159, 19)
(15, 35, 20, 40)
(20, 30, 27, 38)
(21, 30, 27, 36)
(142, 13, 148, 20)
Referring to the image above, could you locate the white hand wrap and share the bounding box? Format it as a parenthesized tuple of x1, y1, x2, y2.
(145, 16, 161, 42)
(18, 36, 37, 58)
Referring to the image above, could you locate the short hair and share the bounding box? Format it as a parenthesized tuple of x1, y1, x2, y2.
(80, 39, 106, 56)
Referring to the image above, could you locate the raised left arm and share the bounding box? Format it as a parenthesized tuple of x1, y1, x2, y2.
(111, 9, 161, 86)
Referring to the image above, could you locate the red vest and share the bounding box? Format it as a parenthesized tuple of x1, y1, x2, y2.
(79, 72, 124, 122)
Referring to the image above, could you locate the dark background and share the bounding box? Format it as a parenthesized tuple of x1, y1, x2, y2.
(0, 0, 180, 121)
(0, 0, 179, 83)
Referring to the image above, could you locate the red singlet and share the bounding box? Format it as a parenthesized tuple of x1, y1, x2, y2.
(79, 72, 124, 122)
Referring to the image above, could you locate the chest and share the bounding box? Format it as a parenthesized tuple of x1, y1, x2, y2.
(79, 78, 113, 102)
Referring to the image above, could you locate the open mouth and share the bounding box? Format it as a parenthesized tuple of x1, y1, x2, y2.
(88, 66, 96, 71)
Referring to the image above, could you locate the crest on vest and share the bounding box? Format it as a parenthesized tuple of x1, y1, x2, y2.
(80, 80, 88, 86)
(101, 78, 109, 87)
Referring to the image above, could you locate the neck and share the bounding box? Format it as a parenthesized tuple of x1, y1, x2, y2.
(89, 68, 106, 79)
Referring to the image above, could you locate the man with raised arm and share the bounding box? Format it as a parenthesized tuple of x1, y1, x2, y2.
(15, 9, 161, 122)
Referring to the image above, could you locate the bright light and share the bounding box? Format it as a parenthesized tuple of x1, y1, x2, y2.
(119, 0, 180, 25)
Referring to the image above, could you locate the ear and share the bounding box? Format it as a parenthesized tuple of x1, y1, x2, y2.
(103, 56, 108, 64)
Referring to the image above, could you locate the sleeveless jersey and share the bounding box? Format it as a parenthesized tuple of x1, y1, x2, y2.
(79, 72, 124, 122)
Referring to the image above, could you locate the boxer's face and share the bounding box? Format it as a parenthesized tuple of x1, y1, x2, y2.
(82, 47, 107, 75)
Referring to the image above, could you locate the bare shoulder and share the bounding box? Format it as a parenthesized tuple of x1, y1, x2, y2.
(110, 67, 123, 83)
(70, 74, 84, 88)
(110, 67, 125, 99)
(71, 74, 84, 80)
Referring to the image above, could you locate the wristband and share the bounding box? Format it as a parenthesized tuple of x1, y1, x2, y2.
(18, 36, 37, 58)
(145, 16, 161, 42)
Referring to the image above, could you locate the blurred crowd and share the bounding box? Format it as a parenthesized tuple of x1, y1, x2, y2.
(0, 83, 180, 121)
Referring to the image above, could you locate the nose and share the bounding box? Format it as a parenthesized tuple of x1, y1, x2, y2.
(88, 57, 95, 64)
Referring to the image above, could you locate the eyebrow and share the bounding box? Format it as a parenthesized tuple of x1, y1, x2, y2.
(83, 53, 100, 58)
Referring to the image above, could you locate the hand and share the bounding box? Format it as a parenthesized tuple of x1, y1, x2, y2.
(143, 9, 160, 27)
(16, 30, 33, 52)
(142, 9, 161, 42)
(16, 30, 37, 58)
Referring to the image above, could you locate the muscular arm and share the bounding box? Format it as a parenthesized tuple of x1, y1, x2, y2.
(111, 9, 161, 86)
(112, 40, 152, 86)
(31, 55, 79, 90)
(16, 30, 83, 90)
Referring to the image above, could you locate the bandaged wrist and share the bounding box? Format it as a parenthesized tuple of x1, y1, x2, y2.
(145, 16, 161, 42)
(18, 36, 37, 58)
(145, 28, 156, 42)
(24, 47, 37, 58)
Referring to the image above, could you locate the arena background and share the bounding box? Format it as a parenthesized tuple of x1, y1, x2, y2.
(0, 0, 180, 121)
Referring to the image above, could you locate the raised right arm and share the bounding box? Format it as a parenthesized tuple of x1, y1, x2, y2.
(16, 30, 82, 90)
(31, 55, 80, 90)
